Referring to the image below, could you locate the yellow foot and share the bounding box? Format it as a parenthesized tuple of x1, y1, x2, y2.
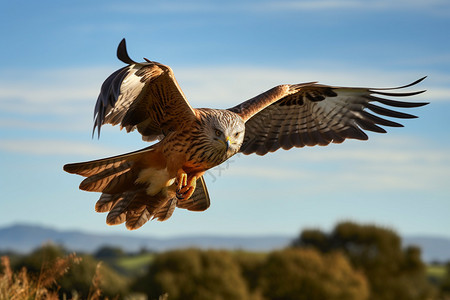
(176, 169, 188, 192)
(176, 174, 197, 201)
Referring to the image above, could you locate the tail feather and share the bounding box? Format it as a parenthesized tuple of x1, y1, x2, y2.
(102, 187, 178, 230)
(125, 190, 164, 230)
(126, 205, 152, 230)
(153, 198, 177, 221)
(65, 146, 212, 230)
(95, 193, 123, 213)
(106, 193, 134, 225)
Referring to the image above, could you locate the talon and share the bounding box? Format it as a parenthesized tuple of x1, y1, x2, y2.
(176, 175, 197, 201)
(176, 186, 192, 200)
(176, 191, 185, 200)
(179, 184, 191, 194)
(176, 186, 194, 201)
(176, 170, 188, 192)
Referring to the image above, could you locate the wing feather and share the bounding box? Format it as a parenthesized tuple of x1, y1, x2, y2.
(93, 39, 196, 141)
(230, 78, 428, 155)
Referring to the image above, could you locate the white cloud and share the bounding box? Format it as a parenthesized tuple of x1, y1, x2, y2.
(0, 65, 439, 107)
(0, 117, 90, 132)
(175, 65, 437, 107)
(281, 136, 448, 164)
(209, 163, 311, 182)
(107, 0, 450, 15)
(0, 67, 110, 119)
(0, 139, 127, 157)
(257, 0, 450, 12)
(221, 136, 450, 191)
(0, 64, 442, 135)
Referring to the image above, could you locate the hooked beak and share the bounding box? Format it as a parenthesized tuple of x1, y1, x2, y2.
(225, 136, 231, 151)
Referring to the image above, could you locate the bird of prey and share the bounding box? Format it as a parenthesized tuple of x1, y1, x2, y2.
(64, 39, 428, 230)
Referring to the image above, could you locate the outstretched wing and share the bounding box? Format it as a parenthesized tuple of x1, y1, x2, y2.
(93, 38, 196, 141)
(228, 77, 428, 155)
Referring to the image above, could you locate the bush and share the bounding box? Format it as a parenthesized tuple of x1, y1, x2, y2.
(292, 222, 436, 300)
(133, 248, 251, 300)
(259, 248, 369, 300)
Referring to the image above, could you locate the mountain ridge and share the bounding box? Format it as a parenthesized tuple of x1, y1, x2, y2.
(1, 223, 449, 262)
(0, 223, 291, 253)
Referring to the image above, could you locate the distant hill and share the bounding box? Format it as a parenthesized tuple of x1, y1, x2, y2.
(1, 224, 449, 262)
(0, 224, 291, 254)
(403, 236, 450, 263)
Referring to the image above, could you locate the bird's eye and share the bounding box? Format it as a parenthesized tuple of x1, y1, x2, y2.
(235, 132, 240, 137)
(215, 129, 222, 137)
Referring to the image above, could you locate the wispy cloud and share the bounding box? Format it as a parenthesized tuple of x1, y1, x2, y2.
(0, 117, 90, 132)
(107, 0, 450, 15)
(0, 67, 108, 129)
(4, 135, 446, 193)
(258, 0, 450, 12)
(0, 67, 110, 103)
(176, 65, 436, 106)
(221, 136, 450, 192)
(281, 136, 448, 164)
(0, 139, 127, 157)
(0, 64, 440, 134)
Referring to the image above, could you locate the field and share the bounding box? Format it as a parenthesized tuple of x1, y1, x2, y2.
(427, 264, 447, 284)
(113, 253, 155, 276)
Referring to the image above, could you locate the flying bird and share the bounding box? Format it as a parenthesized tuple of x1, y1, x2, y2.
(64, 39, 428, 230)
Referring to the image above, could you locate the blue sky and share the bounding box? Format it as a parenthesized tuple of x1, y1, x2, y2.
(1, 0, 449, 239)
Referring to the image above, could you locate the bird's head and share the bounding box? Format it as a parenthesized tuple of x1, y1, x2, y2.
(206, 110, 245, 156)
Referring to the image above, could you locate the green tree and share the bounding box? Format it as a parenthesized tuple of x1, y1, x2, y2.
(233, 251, 266, 293)
(94, 245, 125, 260)
(292, 222, 436, 300)
(259, 248, 369, 300)
(133, 248, 251, 300)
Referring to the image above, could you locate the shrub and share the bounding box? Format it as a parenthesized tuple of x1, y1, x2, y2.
(259, 248, 369, 300)
(292, 222, 436, 300)
(133, 248, 251, 300)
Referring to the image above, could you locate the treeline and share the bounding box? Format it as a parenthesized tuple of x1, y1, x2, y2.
(1, 222, 450, 299)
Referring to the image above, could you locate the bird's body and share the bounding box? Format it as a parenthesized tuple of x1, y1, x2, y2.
(64, 39, 428, 230)
(135, 107, 245, 197)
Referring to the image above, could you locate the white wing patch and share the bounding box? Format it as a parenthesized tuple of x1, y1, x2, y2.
(103, 65, 147, 127)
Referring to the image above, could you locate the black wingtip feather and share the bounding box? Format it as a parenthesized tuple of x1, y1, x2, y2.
(366, 103, 419, 119)
(371, 90, 426, 97)
(373, 76, 427, 90)
(117, 38, 137, 65)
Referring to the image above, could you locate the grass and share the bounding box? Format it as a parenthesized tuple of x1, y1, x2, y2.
(0, 254, 112, 300)
(0, 253, 171, 300)
(1, 254, 82, 299)
(428, 265, 446, 278)
(112, 253, 155, 277)
(427, 264, 447, 285)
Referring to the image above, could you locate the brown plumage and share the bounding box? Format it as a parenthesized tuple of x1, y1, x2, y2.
(64, 39, 428, 230)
